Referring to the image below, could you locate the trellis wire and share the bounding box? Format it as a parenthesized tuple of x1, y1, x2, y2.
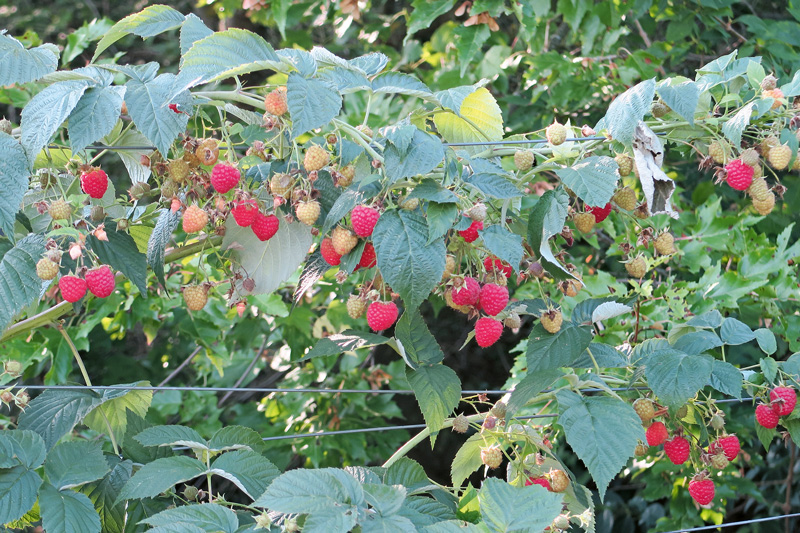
(660, 512, 800, 533)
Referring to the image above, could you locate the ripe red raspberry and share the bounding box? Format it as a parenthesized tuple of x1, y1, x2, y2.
(663, 435, 690, 465)
(357, 242, 377, 269)
(688, 479, 715, 506)
(182, 205, 208, 233)
(320, 237, 342, 266)
(59, 275, 87, 302)
(210, 163, 240, 193)
(231, 199, 258, 227)
(645, 421, 669, 446)
(351, 205, 380, 237)
(264, 88, 288, 116)
(709, 435, 740, 461)
(80, 169, 109, 199)
(451, 277, 480, 306)
(479, 283, 509, 316)
(475, 317, 503, 348)
(366, 301, 399, 331)
(458, 219, 483, 242)
(85, 265, 115, 298)
(725, 159, 754, 191)
(756, 403, 779, 428)
(525, 477, 551, 490)
(483, 256, 512, 278)
(251, 212, 279, 241)
(770, 386, 797, 416)
(589, 203, 612, 222)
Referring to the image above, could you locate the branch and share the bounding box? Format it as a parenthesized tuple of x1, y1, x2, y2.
(0, 300, 73, 342)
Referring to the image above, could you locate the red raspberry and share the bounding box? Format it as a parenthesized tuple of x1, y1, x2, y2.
(367, 301, 399, 331)
(85, 265, 115, 298)
(479, 283, 509, 316)
(688, 479, 715, 506)
(320, 237, 341, 266)
(588, 203, 612, 222)
(475, 317, 503, 348)
(725, 159, 754, 191)
(351, 205, 380, 237)
(756, 403, 779, 429)
(451, 277, 480, 306)
(458, 219, 483, 242)
(251, 212, 279, 242)
(59, 275, 87, 303)
(483, 256, 512, 278)
(708, 435, 740, 461)
(210, 163, 241, 193)
(645, 421, 669, 446)
(231, 199, 258, 227)
(357, 242, 377, 269)
(525, 477, 552, 491)
(663, 435, 690, 465)
(770, 386, 797, 416)
(80, 169, 109, 199)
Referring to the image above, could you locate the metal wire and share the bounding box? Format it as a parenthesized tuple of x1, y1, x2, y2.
(660, 512, 800, 532)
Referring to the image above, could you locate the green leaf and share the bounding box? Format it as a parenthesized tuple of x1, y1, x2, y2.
(147, 524, 206, 533)
(555, 155, 619, 207)
(645, 349, 713, 406)
(222, 220, 313, 296)
(134, 424, 207, 449)
(506, 368, 562, 418)
(110, 128, 154, 184)
(596, 78, 655, 145)
(0, 465, 41, 524)
(480, 225, 524, 273)
(422, 521, 482, 533)
(407, 179, 458, 204)
(363, 483, 407, 516)
(20, 80, 89, 165)
(82, 384, 152, 443)
(80, 460, 132, 533)
(455, 25, 491, 77)
(0, 33, 58, 85)
(362, 514, 417, 532)
(349, 52, 389, 76)
(671, 330, 722, 355)
(400, 496, 456, 526)
(287, 73, 343, 139)
(407, 0, 456, 37)
(39, 482, 101, 533)
(384, 129, 445, 184)
(384, 458, 430, 494)
(688, 310, 723, 328)
(17, 388, 103, 450)
(254, 468, 364, 512)
(271, 0, 291, 38)
(147, 208, 180, 287)
(125, 73, 191, 157)
(373, 209, 446, 310)
(526, 187, 572, 279)
(451, 434, 483, 488)
(709, 360, 743, 399)
(721, 102, 754, 149)
(720, 317, 756, 345)
(179, 14, 213, 57)
(302, 330, 390, 361)
(117, 456, 207, 501)
(478, 478, 563, 532)
(572, 343, 627, 369)
(210, 450, 279, 500)
(754, 328, 777, 355)
(406, 364, 461, 444)
(464, 159, 521, 199)
(322, 181, 381, 234)
(122, 411, 171, 464)
(395, 309, 445, 367)
(0, 133, 32, 238)
(68, 86, 125, 153)
(93, 5, 185, 61)
(140, 503, 239, 533)
(526, 321, 593, 372)
(0, 430, 46, 469)
(45, 441, 109, 490)
(207, 425, 265, 454)
(656, 78, 699, 125)
(760, 356, 778, 384)
(755, 421, 776, 451)
(426, 202, 457, 244)
(784, 419, 800, 447)
(372, 72, 433, 99)
(556, 391, 644, 501)
(87, 226, 148, 295)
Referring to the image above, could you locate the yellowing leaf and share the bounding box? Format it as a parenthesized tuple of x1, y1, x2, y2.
(434, 88, 503, 155)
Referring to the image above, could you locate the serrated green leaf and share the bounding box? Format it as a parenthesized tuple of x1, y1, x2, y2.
(223, 219, 313, 296)
(318, 66, 372, 94)
(755, 421, 776, 451)
(760, 356, 778, 384)
(754, 328, 777, 355)
(93, 5, 185, 61)
(426, 202, 457, 244)
(395, 309, 445, 367)
(384, 458, 430, 494)
(656, 78, 699, 125)
(465, 158, 521, 199)
(555, 155, 619, 207)
(117, 456, 207, 502)
(400, 496, 456, 527)
(254, 468, 364, 512)
(556, 391, 644, 501)
(596, 79, 655, 146)
(122, 411, 171, 464)
(87, 227, 148, 294)
(146, 208, 179, 286)
(451, 434, 483, 488)
(207, 426, 265, 453)
(572, 343, 628, 369)
(134, 424, 207, 449)
(372, 72, 432, 99)
(17, 388, 103, 450)
(302, 330, 390, 361)
(709, 360, 743, 399)
(0, 465, 41, 524)
(506, 368, 562, 418)
(363, 483, 407, 516)
(83, 384, 152, 444)
(45, 441, 109, 490)
(80, 459, 131, 533)
(0, 33, 58, 85)
(526, 321, 593, 372)
(721, 102, 754, 149)
(455, 25, 491, 77)
(349, 52, 389, 76)
(407, 364, 460, 444)
(209, 450, 279, 500)
(110, 128, 153, 184)
(125, 73, 190, 157)
(39, 482, 101, 533)
(179, 14, 213, 58)
(181, 29, 284, 86)
(0, 430, 46, 469)
(373, 210, 446, 310)
(645, 349, 713, 406)
(384, 129, 445, 184)
(0, 235, 44, 331)
(0, 133, 32, 239)
(407, 0, 457, 37)
(407, 178, 458, 203)
(68, 86, 125, 153)
(526, 187, 574, 279)
(422, 521, 483, 533)
(480, 225, 523, 273)
(20, 80, 89, 165)
(478, 478, 562, 533)
(671, 330, 722, 355)
(140, 503, 239, 533)
(287, 73, 342, 139)
(720, 317, 755, 345)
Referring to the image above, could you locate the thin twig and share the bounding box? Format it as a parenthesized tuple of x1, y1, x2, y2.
(158, 345, 203, 387)
(218, 336, 269, 406)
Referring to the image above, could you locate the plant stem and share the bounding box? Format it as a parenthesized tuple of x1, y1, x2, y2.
(164, 235, 224, 263)
(0, 300, 73, 342)
(195, 90, 266, 111)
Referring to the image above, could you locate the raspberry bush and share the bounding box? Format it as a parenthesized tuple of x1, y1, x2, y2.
(0, 5, 799, 533)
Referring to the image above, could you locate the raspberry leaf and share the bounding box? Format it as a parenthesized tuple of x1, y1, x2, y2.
(406, 364, 461, 446)
(434, 88, 503, 156)
(709, 360, 744, 399)
(0, 465, 42, 524)
(125, 73, 191, 157)
(87, 226, 148, 294)
(253, 468, 365, 514)
(209, 450, 280, 500)
(146, 208, 181, 287)
(480, 225, 524, 274)
(0, 234, 46, 333)
(754, 328, 777, 355)
(116, 457, 209, 502)
(384, 128, 444, 183)
(477, 477, 563, 532)
(463, 158, 520, 199)
(506, 368, 563, 419)
(83, 383, 152, 444)
(721, 101, 754, 149)
(39, 482, 102, 533)
(372, 72, 433, 99)
(0, 33, 58, 86)
(526, 187, 576, 281)
(287, 73, 343, 139)
(595, 78, 655, 146)
(68, 85, 125, 153)
(0, 134, 31, 239)
(720, 317, 756, 345)
(44, 441, 109, 490)
(395, 309, 445, 367)
(526, 321, 593, 373)
(644, 349, 713, 407)
(555, 156, 620, 207)
(179, 13, 213, 56)
(92, 5, 185, 62)
(426, 202, 458, 244)
(656, 78, 700, 125)
(556, 391, 644, 501)
(302, 330, 391, 361)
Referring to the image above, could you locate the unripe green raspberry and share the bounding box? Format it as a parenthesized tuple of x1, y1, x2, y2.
(612, 187, 637, 211)
(90, 205, 106, 222)
(761, 74, 778, 91)
(651, 101, 670, 118)
(490, 401, 507, 419)
(399, 196, 419, 210)
(48, 199, 72, 221)
(740, 148, 760, 168)
(36, 258, 59, 280)
(0, 118, 12, 135)
(130, 181, 151, 200)
(4, 360, 23, 377)
(182, 485, 199, 501)
(545, 121, 567, 145)
(452, 414, 469, 433)
(514, 150, 534, 171)
(615, 153, 633, 176)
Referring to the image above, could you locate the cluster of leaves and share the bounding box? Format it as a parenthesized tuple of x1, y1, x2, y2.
(0, 4, 799, 532)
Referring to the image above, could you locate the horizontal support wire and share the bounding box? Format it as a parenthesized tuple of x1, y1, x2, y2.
(660, 512, 800, 533)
